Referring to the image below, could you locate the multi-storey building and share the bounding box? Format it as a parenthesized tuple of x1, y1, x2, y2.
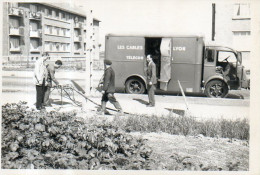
(2, 2, 100, 64)
(209, 2, 251, 68)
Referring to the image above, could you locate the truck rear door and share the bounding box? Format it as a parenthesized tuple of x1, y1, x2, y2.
(159, 38, 172, 91)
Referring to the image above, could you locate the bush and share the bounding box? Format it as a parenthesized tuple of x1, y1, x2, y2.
(1, 102, 153, 169)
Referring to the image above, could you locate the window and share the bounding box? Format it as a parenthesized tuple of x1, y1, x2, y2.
(10, 37, 20, 48)
(233, 31, 250, 36)
(218, 51, 237, 63)
(66, 14, 70, 21)
(52, 27, 58, 35)
(233, 3, 250, 18)
(45, 25, 52, 34)
(30, 4, 38, 12)
(9, 18, 20, 28)
(55, 10, 59, 18)
(45, 41, 50, 51)
(56, 27, 60, 36)
(47, 9, 52, 17)
(74, 29, 80, 37)
(74, 43, 81, 51)
(66, 29, 70, 37)
(61, 12, 66, 20)
(55, 42, 60, 51)
(67, 43, 70, 51)
(30, 21, 38, 31)
(30, 39, 39, 49)
(205, 49, 214, 62)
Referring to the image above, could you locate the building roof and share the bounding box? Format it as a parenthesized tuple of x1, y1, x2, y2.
(106, 33, 204, 38)
(40, 3, 100, 22)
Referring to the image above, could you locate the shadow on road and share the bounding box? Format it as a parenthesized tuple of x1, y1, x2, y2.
(155, 90, 248, 100)
(52, 101, 71, 105)
(226, 93, 245, 99)
(165, 108, 185, 116)
(133, 98, 149, 105)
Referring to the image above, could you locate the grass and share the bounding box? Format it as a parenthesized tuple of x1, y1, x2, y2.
(109, 114, 249, 141)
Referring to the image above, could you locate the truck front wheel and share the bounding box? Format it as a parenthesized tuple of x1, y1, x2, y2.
(205, 80, 228, 98)
(125, 78, 145, 94)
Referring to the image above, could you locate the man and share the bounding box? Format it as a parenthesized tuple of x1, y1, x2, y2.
(33, 52, 49, 110)
(44, 60, 63, 106)
(98, 59, 123, 115)
(146, 54, 157, 107)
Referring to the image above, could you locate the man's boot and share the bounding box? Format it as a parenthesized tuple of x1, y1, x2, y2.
(97, 101, 106, 115)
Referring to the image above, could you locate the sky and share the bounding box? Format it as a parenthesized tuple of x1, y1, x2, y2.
(82, 0, 213, 51)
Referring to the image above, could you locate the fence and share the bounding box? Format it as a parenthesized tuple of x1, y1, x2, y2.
(2, 56, 104, 71)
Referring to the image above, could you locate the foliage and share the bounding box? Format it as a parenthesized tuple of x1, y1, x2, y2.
(1, 102, 153, 169)
(1, 102, 248, 170)
(111, 114, 249, 140)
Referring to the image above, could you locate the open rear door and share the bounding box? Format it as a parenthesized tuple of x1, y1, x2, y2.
(159, 38, 172, 90)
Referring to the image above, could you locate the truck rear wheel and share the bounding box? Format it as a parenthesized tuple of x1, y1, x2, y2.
(205, 80, 228, 98)
(125, 78, 145, 94)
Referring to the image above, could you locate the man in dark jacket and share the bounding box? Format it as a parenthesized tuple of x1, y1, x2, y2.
(146, 55, 157, 107)
(99, 59, 123, 115)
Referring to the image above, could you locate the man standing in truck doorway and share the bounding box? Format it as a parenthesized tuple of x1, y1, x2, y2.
(98, 59, 123, 115)
(146, 54, 157, 107)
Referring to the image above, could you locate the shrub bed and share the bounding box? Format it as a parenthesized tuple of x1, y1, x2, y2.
(1, 102, 153, 169)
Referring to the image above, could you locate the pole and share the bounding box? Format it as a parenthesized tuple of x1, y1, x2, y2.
(212, 3, 216, 41)
(85, 9, 94, 96)
(177, 80, 189, 110)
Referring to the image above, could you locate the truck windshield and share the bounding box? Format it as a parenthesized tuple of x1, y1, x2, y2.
(218, 51, 237, 63)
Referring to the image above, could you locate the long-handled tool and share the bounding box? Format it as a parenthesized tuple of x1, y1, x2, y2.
(177, 80, 189, 111)
(70, 80, 130, 114)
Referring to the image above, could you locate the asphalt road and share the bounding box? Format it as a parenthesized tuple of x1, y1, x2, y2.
(2, 70, 250, 120)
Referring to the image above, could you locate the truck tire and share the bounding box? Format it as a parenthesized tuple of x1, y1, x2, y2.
(125, 78, 145, 94)
(205, 80, 228, 98)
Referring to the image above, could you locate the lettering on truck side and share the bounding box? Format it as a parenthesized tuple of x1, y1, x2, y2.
(126, 56, 144, 60)
(173, 47, 186, 51)
(117, 45, 143, 50)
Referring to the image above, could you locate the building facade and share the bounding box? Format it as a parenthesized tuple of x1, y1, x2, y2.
(210, 2, 251, 68)
(2, 2, 100, 64)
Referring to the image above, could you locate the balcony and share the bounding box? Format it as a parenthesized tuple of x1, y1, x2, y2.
(8, 7, 23, 17)
(30, 47, 41, 53)
(30, 30, 41, 38)
(9, 27, 22, 36)
(10, 47, 21, 52)
(29, 12, 42, 20)
(74, 36, 82, 42)
(74, 23, 82, 28)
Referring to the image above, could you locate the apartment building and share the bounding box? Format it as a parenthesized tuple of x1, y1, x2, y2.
(2, 2, 100, 63)
(211, 2, 251, 68)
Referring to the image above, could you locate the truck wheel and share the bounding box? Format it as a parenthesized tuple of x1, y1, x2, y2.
(125, 78, 145, 94)
(205, 80, 228, 98)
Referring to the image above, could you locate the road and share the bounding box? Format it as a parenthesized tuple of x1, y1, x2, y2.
(2, 70, 250, 120)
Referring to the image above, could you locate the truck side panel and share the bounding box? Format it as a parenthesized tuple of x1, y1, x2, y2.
(105, 36, 145, 89)
(168, 37, 204, 93)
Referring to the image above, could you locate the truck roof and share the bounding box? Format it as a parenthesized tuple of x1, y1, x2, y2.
(106, 33, 204, 38)
(206, 45, 238, 53)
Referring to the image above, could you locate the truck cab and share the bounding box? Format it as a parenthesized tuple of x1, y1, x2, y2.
(203, 46, 250, 97)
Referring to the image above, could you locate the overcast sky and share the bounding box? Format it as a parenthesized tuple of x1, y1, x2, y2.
(83, 0, 213, 51)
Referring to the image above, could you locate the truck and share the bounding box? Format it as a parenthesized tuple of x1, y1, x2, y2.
(105, 34, 250, 98)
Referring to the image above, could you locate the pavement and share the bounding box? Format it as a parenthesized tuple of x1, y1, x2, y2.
(2, 70, 250, 121)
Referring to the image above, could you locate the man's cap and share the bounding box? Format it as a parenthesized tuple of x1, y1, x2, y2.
(104, 59, 112, 65)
